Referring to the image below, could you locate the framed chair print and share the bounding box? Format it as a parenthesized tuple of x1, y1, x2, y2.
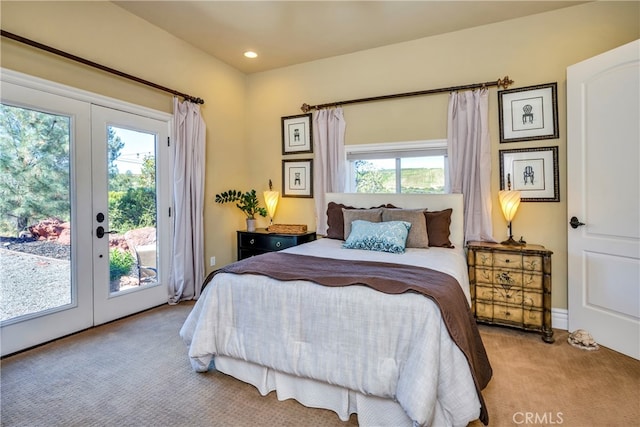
(281, 113, 313, 154)
(282, 159, 313, 198)
(499, 146, 559, 202)
(498, 83, 559, 143)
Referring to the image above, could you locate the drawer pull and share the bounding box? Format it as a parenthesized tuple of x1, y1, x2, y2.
(275, 241, 281, 248)
(249, 238, 255, 245)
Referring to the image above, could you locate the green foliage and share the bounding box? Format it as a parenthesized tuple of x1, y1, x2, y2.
(355, 160, 388, 193)
(355, 160, 445, 194)
(107, 127, 124, 178)
(109, 187, 156, 232)
(109, 249, 135, 282)
(0, 105, 71, 235)
(140, 155, 156, 188)
(0, 105, 157, 237)
(215, 189, 267, 219)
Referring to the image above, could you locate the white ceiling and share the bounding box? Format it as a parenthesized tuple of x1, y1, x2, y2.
(113, 1, 587, 74)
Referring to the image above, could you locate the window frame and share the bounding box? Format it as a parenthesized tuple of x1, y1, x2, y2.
(345, 139, 449, 194)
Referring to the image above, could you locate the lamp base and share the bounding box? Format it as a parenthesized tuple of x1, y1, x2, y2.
(500, 236, 524, 246)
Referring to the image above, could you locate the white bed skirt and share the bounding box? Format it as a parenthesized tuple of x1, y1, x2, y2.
(214, 355, 469, 427)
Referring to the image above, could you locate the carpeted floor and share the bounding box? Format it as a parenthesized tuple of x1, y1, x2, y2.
(1, 302, 638, 426)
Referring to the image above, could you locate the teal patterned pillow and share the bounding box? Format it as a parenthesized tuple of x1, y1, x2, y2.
(343, 220, 412, 254)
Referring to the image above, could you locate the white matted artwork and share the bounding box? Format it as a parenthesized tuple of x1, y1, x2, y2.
(282, 159, 313, 198)
(499, 146, 559, 202)
(498, 83, 559, 143)
(281, 113, 313, 154)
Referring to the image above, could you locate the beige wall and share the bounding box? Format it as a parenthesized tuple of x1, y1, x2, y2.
(0, 1, 249, 271)
(1, 2, 639, 310)
(245, 1, 640, 310)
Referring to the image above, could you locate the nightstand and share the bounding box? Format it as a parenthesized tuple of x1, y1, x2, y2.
(467, 241, 554, 343)
(237, 228, 316, 260)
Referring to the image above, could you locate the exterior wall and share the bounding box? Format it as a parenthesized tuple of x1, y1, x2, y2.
(244, 1, 639, 310)
(0, 1, 249, 270)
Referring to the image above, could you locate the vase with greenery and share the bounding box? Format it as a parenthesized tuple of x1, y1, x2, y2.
(215, 189, 267, 231)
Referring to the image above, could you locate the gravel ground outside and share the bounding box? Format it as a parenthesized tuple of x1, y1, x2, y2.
(0, 249, 71, 321)
(0, 238, 139, 322)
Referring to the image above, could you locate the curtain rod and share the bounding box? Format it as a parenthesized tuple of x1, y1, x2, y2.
(1, 30, 205, 105)
(301, 76, 513, 112)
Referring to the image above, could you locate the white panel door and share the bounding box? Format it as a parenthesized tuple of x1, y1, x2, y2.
(567, 40, 640, 359)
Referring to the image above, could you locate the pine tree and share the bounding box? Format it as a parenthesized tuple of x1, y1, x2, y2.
(0, 105, 71, 234)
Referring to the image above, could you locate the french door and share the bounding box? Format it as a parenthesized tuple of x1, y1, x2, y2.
(1, 73, 172, 355)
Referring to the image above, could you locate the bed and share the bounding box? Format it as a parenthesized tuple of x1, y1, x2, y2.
(180, 193, 492, 426)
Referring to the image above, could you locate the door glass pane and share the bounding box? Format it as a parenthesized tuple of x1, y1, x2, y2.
(0, 104, 72, 322)
(107, 126, 157, 294)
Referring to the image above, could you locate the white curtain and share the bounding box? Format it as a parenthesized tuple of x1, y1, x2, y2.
(169, 98, 206, 303)
(313, 108, 346, 235)
(447, 89, 495, 243)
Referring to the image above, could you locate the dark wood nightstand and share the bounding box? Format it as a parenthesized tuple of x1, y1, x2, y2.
(237, 228, 316, 260)
(467, 241, 554, 343)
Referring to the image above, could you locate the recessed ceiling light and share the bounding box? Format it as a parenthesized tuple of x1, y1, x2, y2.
(244, 51, 258, 59)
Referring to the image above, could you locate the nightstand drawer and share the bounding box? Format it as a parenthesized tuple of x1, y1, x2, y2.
(475, 284, 543, 307)
(523, 255, 544, 272)
(239, 233, 297, 251)
(475, 251, 494, 267)
(477, 302, 544, 328)
(522, 271, 543, 290)
(477, 302, 524, 325)
(493, 252, 523, 269)
(494, 268, 524, 289)
(475, 267, 494, 284)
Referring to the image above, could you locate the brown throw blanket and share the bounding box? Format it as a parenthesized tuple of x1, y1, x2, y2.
(203, 251, 492, 425)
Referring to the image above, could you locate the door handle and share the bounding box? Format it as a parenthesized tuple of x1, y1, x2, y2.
(96, 226, 118, 238)
(569, 216, 585, 229)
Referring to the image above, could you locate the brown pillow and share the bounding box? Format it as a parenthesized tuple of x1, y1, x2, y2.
(343, 208, 383, 239)
(382, 208, 429, 248)
(326, 202, 356, 239)
(325, 202, 396, 240)
(424, 209, 454, 248)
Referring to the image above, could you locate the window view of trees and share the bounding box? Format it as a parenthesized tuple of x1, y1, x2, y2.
(353, 157, 445, 194)
(107, 126, 156, 233)
(0, 105, 71, 235)
(0, 105, 156, 237)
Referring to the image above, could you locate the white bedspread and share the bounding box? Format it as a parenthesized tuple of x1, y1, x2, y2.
(180, 239, 481, 426)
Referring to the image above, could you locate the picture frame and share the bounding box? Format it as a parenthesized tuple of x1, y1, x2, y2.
(281, 113, 313, 154)
(498, 82, 559, 143)
(499, 146, 559, 202)
(282, 159, 313, 198)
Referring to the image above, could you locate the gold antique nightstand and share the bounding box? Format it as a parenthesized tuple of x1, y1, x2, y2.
(467, 241, 554, 343)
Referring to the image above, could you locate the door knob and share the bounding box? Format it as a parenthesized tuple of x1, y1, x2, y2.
(96, 226, 118, 238)
(569, 216, 585, 229)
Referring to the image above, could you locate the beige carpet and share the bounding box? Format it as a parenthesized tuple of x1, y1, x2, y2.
(1, 302, 638, 426)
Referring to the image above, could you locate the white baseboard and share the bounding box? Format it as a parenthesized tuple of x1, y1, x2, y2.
(552, 308, 568, 331)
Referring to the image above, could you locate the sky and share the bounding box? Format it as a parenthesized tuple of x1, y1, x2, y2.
(111, 127, 155, 175)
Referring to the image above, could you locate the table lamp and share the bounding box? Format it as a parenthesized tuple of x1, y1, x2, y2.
(263, 179, 279, 225)
(498, 187, 522, 246)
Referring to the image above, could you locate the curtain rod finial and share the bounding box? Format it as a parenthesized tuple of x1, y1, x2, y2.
(498, 76, 514, 89)
(301, 103, 312, 113)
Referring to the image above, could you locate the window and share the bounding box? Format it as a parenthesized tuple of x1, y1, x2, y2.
(346, 140, 449, 194)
